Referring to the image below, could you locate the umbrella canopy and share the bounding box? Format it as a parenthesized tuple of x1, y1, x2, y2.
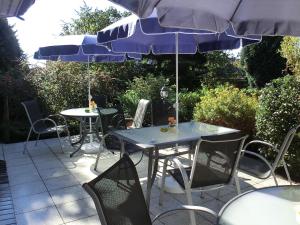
(98, 12, 260, 54)
(0, 0, 35, 18)
(37, 34, 141, 60)
(97, 12, 261, 127)
(106, 0, 300, 36)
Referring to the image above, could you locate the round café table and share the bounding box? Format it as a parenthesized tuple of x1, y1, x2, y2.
(60, 107, 117, 157)
(218, 185, 300, 225)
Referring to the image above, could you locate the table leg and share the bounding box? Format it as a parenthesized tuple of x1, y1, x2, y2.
(146, 147, 159, 209)
(70, 119, 86, 157)
(146, 148, 153, 208)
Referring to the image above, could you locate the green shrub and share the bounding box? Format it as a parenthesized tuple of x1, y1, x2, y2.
(193, 85, 258, 134)
(179, 91, 201, 122)
(119, 74, 174, 117)
(256, 75, 300, 175)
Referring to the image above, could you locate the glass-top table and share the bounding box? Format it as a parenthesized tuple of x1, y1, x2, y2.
(109, 121, 239, 207)
(218, 185, 300, 225)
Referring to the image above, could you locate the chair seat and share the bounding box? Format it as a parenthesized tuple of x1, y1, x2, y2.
(168, 162, 231, 189)
(239, 155, 271, 179)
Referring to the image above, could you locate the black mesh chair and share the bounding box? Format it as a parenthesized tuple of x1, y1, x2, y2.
(22, 99, 71, 153)
(83, 154, 217, 225)
(159, 133, 247, 225)
(238, 124, 300, 186)
(93, 94, 108, 108)
(151, 99, 175, 126)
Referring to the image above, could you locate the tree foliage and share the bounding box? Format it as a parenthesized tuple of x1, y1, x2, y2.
(240, 37, 286, 87)
(280, 36, 300, 76)
(61, 4, 130, 35)
(27, 61, 117, 113)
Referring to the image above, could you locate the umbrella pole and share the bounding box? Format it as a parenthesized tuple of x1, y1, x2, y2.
(175, 33, 179, 129)
(88, 56, 93, 142)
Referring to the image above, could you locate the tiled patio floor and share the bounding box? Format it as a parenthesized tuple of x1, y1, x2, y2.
(0, 137, 292, 225)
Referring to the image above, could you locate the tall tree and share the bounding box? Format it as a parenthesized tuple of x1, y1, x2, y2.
(0, 18, 23, 78)
(0, 18, 28, 142)
(240, 37, 286, 87)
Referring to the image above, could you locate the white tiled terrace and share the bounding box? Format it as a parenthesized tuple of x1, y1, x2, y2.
(0, 137, 292, 225)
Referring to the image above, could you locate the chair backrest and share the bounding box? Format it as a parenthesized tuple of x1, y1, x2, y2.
(152, 99, 175, 126)
(273, 124, 300, 168)
(132, 99, 150, 128)
(93, 95, 107, 108)
(83, 154, 152, 225)
(21, 99, 47, 132)
(190, 133, 247, 189)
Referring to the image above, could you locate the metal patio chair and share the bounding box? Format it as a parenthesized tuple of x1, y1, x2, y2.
(94, 100, 148, 170)
(22, 99, 70, 153)
(128, 99, 151, 129)
(84, 154, 217, 225)
(238, 124, 300, 186)
(159, 133, 247, 225)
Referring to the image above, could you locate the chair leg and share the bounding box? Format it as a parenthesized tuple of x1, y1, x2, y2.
(56, 130, 64, 153)
(185, 187, 197, 225)
(234, 172, 241, 195)
(23, 127, 33, 154)
(159, 158, 169, 206)
(94, 149, 101, 171)
(282, 160, 292, 185)
(270, 169, 279, 186)
(35, 134, 40, 146)
(65, 126, 72, 146)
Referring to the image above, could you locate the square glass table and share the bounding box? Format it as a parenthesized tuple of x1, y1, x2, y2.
(111, 121, 239, 207)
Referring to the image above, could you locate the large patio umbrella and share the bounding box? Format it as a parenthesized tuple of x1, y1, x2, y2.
(106, 0, 300, 36)
(0, 0, 35, 18)
(97, 12, 261, 127)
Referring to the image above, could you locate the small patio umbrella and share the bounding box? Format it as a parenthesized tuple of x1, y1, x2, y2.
(0, 0, 35, 18)
(37, 34, 141, 106)
(97, 12, 261, 127)
(105, 0, 300, 36)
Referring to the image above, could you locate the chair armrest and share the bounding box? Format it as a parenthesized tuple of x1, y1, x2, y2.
(240, 150, 274, 170)
(244, 140, 278, 151)
(32, 118, 58, 132)
(240, 150, 278, 185)
(152, 205, 217, 223)
(48, 114, 68, 125)
(163, 157, 190, 190)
